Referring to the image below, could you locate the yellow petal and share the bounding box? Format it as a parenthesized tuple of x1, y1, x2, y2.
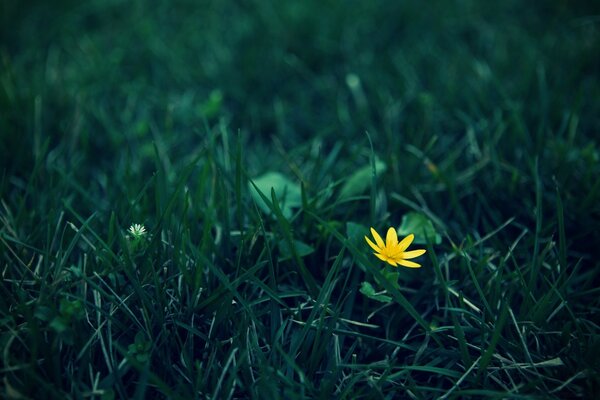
(375, 252, 397, 266)
(397, 234, 414, 252)
(388, 245, 407, 258)
(386, 258, 398, 267)
(370, 227, 385, 249)
(385, 227, 398, 247)
(365, 236, 382, 252)
(398, 259, 421, 268)
(401, 249, 426, 259)
(374, 252, 388, 262)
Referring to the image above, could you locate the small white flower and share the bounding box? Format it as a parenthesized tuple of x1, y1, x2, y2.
(128, 224, 147, 238)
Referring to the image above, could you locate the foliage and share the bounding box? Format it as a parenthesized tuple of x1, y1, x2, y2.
(1, 1, 599, 399)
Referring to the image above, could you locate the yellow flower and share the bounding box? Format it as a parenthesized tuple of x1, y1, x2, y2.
(365, 227, 426, 268)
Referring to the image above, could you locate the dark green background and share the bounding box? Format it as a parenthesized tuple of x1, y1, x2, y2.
(1, 1, 599, 398)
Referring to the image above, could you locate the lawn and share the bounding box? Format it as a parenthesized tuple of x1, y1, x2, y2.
(1, 0, 599, 398)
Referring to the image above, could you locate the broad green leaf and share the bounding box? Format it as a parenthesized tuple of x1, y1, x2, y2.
(250, 172, 301, 218)
(101, 390, 115, 400)
(197, 89, 223, 119)
(59, 298, 84, 319)
(359, 281, 392, 303)
(49, 316, 69, 333)
(397, 212, 441, 245)
(339, 158, 386, 199)
(278, 239, 315, 261)
(376, 268, 400, 289)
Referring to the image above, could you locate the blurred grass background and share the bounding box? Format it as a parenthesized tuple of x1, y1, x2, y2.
(2, 0, 599, 261)
(1, 0, 599, 398)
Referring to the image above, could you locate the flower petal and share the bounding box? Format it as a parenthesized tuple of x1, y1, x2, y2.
(401, 249, 426, 259)
(365, 236, 382, 252)
(397, 234, 414, 252)
(370, 227, 385, 249)
(374, 252, 388, 262)
(386, 258, 398, 267)
(397, 259, 421, 268)
(385, 227, 398, 247)
(388, 245, 406, 258)
(373, 253, 396, 266)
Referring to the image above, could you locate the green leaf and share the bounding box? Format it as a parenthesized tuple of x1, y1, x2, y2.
(49, 316, 69, 333)
(376, 268, 401, 289)
(197, 89, 223, 119)
(339, 158, 386, 199)
(249, 172, 301, 218)
(359, 281, 392, 303)
(67, 265, 84, 278)
(397, 212, 441, 245)
(135, 352, 150, 363)
(278, 239, 315, 261)
(101, 390, 115, 400)
(59, 298, 85, 319)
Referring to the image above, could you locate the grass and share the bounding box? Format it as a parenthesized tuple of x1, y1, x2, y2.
(1, 0, 600, 398)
